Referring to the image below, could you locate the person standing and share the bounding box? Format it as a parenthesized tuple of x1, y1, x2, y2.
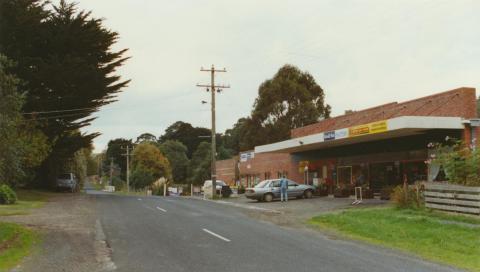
(280, 175, 288, 202)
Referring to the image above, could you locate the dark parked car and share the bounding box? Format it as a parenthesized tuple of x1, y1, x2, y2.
(56, 173, 77, 192)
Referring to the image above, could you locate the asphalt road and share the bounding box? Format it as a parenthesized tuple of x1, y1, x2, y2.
(88, 189, 463, 272)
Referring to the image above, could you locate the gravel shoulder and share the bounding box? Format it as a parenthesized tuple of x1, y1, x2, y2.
(0, 192, 112, 272)
(199, 195, 389, 228)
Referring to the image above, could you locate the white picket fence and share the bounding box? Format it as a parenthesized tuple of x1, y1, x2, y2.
(424, 182, 480, 215)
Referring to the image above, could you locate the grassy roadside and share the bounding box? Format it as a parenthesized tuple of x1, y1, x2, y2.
(0, 190, 50, 216)
(308, 207, 480, 272)
(0, 222, 39, 271)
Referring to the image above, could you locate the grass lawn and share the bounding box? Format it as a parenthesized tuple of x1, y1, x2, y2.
(0, 190, 50, 216)
(309, 207, 480, 272)
(0, 222, 39, 270)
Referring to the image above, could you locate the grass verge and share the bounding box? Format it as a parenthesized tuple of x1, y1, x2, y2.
(0, 190, 50, 216)
(309, 207, 480, 272)
(0, 222, 39, 270)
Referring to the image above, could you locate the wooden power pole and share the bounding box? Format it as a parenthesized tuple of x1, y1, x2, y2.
(197, 65, 230, 198)
(122, 145, 134, 193)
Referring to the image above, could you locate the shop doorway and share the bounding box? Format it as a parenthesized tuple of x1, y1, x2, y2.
(369, 162, 397, 192)
(337, 166, 352, 188)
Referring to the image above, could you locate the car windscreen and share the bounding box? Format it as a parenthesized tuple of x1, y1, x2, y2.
(254, 180, 270, 188)
(58, 174, 71, 179)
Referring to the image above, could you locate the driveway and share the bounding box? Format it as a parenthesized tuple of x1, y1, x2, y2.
(198, 195, 388, 228)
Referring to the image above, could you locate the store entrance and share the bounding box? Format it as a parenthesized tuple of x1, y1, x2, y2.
(369, 162, 398, 192)
(337, 166, 352, 188)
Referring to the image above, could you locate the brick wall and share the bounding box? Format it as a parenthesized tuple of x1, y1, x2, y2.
(216, 158, 237, 186)
(238, 152, 303, 183)
(292, 87, 477, 138)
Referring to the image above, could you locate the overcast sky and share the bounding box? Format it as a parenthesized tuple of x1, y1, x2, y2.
(71, 0, 480, 152)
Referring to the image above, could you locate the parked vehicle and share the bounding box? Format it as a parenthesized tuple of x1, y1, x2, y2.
(245, 179, 315, 202)
(56, 173, 77, 192)
(202, 179, 229, 195)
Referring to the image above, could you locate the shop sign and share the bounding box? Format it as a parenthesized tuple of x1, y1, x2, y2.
(323, 128, 348, 141)
(470, 119, 480, 127)
(324, 131, 335, 141)
(335, 128, 349, 139)
(240, 151, 255, 162)
(349, 120, 388, 137)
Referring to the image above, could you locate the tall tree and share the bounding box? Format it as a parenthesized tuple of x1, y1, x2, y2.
(135, 133, 157, 144)
(0, 54, 49, 187)
(159, 121, 211, 158)
(188, 142, 211, 185)
(242, 64, 330, 149)
(222, 117, 248, 153)
(158, 140, 189, 183)
(131, 143, 171, 189)
(0, 1, 130, 187)
(105, 138, 133, 180)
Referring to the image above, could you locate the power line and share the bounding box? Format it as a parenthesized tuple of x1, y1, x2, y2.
(22, 107, 96, 115)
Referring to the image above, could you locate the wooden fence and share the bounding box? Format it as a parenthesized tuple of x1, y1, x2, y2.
(424, 182, 480, 215)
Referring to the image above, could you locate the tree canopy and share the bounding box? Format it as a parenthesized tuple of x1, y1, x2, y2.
(0, 0, 130, 187)
(159, 121, 211, 158)
(238, 65, 330, 150)
(131, 143, 171, 189)
(0, 54, 49, 187)
(105, 138, 133, 180)
(158, 140, 189, 183)
(188, 142, 211, 185)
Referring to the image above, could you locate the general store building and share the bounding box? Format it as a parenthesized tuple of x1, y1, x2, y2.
(217, 87, 479, 192)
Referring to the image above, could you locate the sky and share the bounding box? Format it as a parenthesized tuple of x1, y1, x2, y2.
(69, 0, 480, 152)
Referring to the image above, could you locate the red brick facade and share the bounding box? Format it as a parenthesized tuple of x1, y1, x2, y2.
(216, 158, 237, 186)
(291, 87, 477, 138)
(237, 152, 304, 186)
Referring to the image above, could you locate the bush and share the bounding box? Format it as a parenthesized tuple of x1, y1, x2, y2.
(111, 176, 124, 191)
(0, 184, 17, 205)
(391, 184, 423, 209)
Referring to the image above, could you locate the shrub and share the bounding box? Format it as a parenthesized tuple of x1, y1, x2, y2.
(0, 184, 17, 205)
(429, 139, 480, 186)
(391, 184, 423, 209)
(111, 176, 124, 191)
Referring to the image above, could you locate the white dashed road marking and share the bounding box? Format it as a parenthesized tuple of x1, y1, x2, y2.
(202, 228, 231, 242)
(156, 207, 167, 212)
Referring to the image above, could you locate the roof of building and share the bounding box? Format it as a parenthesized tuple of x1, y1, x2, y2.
(291, 87, 477, 138)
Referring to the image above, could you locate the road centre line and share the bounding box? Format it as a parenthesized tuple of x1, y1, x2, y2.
(202, 228, 231, 242)
(138, 198, 142, 201)
(156, 207, 167, 212)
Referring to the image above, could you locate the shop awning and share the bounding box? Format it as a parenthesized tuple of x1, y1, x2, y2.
(254, 116, 464, 154)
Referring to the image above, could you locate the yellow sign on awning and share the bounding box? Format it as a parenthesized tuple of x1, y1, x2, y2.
(349, 120, 387, 137)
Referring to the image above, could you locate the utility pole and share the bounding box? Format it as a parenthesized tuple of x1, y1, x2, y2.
(121, 145, 134, 193)
(109, 157, 114, 186)
(197, 65, 230, 198)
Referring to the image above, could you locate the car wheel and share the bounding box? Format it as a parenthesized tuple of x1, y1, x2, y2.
(263, 193, 274, 202)
(304, 190, 313, 199)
